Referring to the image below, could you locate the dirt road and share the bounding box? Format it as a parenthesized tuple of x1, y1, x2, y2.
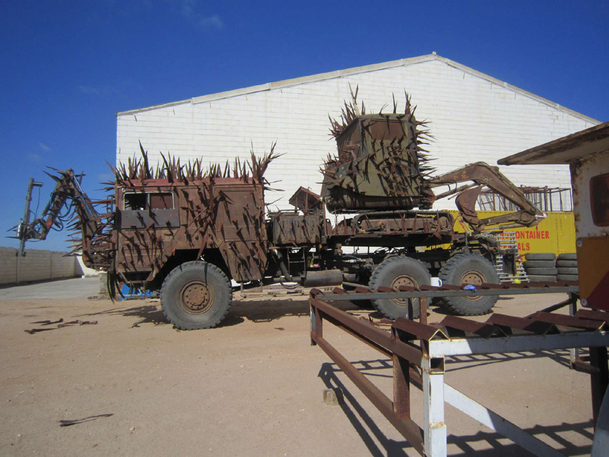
(0, 278, 595, 456)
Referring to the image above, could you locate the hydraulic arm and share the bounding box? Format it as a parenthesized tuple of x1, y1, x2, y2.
(429, 162, 545, 232)
(16, 168, 114, 268)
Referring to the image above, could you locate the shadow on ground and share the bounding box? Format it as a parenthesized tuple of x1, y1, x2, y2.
(76, 304, 168, 327)
(74, 296, 366, 328)
(227, 297, 365, 324)
(318, 360, 593, 456)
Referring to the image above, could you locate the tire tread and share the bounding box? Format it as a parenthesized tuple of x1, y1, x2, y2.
(161, 261, 232, 330)
(369, 256, 430, 320)
(439, 253, 499, 316)
(525, 253, 557, 261)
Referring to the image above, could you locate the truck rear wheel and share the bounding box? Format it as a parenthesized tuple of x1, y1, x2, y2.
(439, 253, 499, 316)
(369, 256, 431, 320)
(161, 261, 232, 330)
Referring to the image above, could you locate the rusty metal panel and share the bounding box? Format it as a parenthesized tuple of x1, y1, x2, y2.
(271, 212, 323, 245)
(571, 151, 609, 239)
(572, 150, 609, 310)
(219, 241, 268, 282)
(117, 209, 180, 229)
(288, 187, 323, 212)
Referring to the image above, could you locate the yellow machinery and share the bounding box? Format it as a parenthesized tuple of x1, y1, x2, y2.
(450, 210, 577, 255)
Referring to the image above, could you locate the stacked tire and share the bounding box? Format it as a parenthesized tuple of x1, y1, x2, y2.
(523, 253, 557, 282)
(556, 253, 578, 282)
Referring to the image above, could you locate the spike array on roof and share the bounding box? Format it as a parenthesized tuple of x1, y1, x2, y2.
(105, 142, 281, 191)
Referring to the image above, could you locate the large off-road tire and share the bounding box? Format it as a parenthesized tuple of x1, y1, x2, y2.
(558, 253, 577, 261)
(161, 261, 232, 330)
(369, 256, 431, 320)
(439, 253, 500, 316)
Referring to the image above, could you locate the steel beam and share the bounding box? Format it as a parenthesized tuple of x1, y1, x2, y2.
(312, 285, 579, 301)
(428, 331, 609, 357)
(444, 384, 563, 457)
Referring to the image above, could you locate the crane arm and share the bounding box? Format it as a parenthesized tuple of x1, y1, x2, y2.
(17, 169, 112, 267)
(429, 162, 545, 232)
(20, 169, 97, 240)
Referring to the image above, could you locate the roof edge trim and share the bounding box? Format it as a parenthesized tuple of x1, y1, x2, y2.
(116, 54, 437, 116)
(435, 55, 599, 125)
(116, 53, 599, 125)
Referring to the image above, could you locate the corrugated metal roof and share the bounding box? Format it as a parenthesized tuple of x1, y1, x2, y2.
(116, 53, 599, 125)
(498, 122, 609, 165)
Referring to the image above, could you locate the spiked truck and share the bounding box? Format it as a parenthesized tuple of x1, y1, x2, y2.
(15, 96, 543, 329)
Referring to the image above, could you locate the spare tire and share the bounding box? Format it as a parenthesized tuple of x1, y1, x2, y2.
(439, 253, 499, 316)
(558, 253, 577, 261)
(525, 253, 557, 261)
(557, 260, 578, 268)
(523, 260, 556, 269)
(557, 267, 579, 275)
(526, 268, 558, 275)
(557, 274, 579, 282)
(528, 274, 557, 282)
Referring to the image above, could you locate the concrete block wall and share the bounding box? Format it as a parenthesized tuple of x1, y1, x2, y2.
(117, 55, 598, 212)
(0, 248, 78, 286)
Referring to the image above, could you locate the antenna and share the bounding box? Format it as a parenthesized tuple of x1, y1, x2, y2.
(18, 178, 43, 257)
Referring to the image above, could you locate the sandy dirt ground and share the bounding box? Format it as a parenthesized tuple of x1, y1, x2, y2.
(0, 278, 596, 456)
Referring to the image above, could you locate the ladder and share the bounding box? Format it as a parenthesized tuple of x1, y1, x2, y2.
(494, 232, 529, 283)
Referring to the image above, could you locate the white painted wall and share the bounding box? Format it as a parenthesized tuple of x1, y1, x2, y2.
(0, 248, 79, 285)
(117, 55, 598, 212)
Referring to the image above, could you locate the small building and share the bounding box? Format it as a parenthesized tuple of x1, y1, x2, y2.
(116, 53, 599, 210)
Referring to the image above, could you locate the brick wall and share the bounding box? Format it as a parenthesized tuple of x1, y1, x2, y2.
(0, 248, 79, 285)
(117, 56, 598, 211)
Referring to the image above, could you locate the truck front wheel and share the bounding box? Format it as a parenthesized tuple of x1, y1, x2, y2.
(439, 253, 499, 315)
(369, 256, 431, 319)
(161, 261, 232, 330)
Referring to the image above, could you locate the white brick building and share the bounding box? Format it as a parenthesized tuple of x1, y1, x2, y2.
(116, 53, 598, 211)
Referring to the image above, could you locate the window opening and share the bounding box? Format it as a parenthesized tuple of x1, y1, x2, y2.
(124, 193, 147, 210)
(124, 192, 174, 210)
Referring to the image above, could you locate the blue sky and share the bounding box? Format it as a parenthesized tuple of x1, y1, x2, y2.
(1, 0, 607, 252)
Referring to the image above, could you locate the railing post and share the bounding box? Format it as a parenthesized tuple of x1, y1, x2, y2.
(423, 354, 446, 456)
(569, 293, 579, 365)
(420, 296, 428, 325)
(310, 300, 323, 346)
(393, 328, 411, 419)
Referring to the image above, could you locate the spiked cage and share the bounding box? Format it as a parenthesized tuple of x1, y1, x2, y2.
(321, 94, 435, 213)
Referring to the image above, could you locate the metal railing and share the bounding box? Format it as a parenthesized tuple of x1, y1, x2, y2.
(310, 284, 609, 456)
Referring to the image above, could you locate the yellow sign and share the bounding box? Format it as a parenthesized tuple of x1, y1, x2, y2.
(450, 211, 576, 255)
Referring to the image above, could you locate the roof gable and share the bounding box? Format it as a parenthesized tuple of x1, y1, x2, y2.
(117, 53, 598, 125)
